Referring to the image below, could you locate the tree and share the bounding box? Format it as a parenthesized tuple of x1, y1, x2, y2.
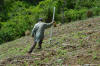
(61, 0, 67, 23)
(0, 0, 4, 12)
(26, 0, 44, 5)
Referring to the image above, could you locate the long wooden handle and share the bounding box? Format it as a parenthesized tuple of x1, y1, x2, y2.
(50, 7, 56, 44)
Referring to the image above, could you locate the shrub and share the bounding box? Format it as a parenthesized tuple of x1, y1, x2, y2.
(0, 15, 33, 44)
(64, 9, 78, 22)
(78, 8, 87, 20)
(0, 27, 15, 43)
(0, 22, 17, 43)
(64, 8, 88, 22)
(91, 7, 100, 16)
(0, 21, 32, 44)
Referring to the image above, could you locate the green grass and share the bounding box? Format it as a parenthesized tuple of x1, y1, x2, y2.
(92, 52, 98, 60)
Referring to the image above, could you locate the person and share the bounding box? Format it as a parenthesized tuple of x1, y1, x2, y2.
(28, 18, 56, 54)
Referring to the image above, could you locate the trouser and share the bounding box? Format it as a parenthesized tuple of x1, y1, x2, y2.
(28, 39, 43, 53)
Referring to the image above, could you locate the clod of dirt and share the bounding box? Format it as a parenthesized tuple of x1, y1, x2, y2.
(88, 24, 92, 27)
(62, 43, 76, 49)
(7, 58, 13, 62)
(50, 50, 57, 56)
(85, 30, 95, 35)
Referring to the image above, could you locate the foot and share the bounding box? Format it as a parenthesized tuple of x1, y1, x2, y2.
(27, 51, 32, 54)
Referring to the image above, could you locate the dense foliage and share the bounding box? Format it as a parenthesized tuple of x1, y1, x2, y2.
(0, 0, 100, 44)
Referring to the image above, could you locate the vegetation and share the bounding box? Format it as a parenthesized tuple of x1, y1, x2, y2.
(1, 0, 100, 65)
(1, 17, 100, 65)
(0, 0, 100, 44)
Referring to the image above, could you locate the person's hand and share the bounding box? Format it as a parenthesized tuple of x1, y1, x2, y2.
(32, 34, 34, 37)
(53, 21, 55, 23)
(53, 21, 56, 27)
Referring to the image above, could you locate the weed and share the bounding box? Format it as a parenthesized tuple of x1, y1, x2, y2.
(92, 52, 98, 60)
(88, 50, 93, 53)
(33, 60, 40, 66)
(77, 59, 83, 65)
(96, 39, 100, 43)
(23, 61, 29, 66)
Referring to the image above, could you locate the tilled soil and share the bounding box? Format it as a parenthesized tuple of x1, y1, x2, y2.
(1, 17, 100, 66)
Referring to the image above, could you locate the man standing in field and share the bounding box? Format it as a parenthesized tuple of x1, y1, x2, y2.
(28, 18, 56, 54)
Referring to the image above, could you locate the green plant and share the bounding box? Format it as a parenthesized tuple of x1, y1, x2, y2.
(64, 9, 78, 22)
(64, 8, 87, 22)
(96, 39, 100, 43)
(91, 7, 100, 16)
(0, 27, 16, 42)
(56, 49, 67, 57)
(78, 59, 83, 65)
(93, 52, 98, 60)
(78, 8, 87, 20)
(23, 61, 29, 66)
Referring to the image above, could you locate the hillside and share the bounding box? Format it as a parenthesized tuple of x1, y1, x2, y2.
(0, 17, 100, 66)
(1, 0, 100, 44)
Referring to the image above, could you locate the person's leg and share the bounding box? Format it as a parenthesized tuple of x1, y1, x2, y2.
(28, 41, 37, 53)
(38, 39, 43, 49)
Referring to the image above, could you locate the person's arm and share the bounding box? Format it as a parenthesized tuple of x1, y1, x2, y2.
(32, 27, 35, 37)
(45, 21, 56, 28)
(44, 22, 54, 28)
(31, 24, 37, 37)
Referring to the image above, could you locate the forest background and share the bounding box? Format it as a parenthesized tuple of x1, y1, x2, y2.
(0, 0, 100, 44)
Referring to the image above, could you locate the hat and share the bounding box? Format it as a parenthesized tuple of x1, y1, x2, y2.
(39, 18, 43, 21)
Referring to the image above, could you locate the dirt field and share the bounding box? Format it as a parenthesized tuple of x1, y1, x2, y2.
(0, 17, 100, 66)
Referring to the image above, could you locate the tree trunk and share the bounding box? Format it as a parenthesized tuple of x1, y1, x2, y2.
(61, 0, 66, 24)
